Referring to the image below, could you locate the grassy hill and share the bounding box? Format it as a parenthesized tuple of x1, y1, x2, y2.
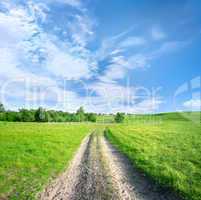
(97, 112, 201, 124)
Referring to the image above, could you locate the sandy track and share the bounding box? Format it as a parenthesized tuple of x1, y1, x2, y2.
(39, 133, 182, 200)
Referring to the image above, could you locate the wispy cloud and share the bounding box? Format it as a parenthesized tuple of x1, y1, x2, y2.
(45, 0, 81, 8)
(0, 0, 95, 80)
(45, 39, 92, 79)
(183, 99, 201, 110)
(0, 0, 95, 110)
(150, 40, 189, 58)
(119, 36, 146, 48)
(151, 25, 166, 40)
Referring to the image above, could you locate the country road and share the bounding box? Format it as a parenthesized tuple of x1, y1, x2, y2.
(39, 132, 181, 200)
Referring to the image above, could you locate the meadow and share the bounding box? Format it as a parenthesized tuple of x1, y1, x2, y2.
(0, 122, 94, 200)
(105, 113, 201, 200)
(0, 112, 200, 200)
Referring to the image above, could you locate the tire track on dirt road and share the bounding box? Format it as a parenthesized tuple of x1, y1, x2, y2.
(39, 132, 182, 200)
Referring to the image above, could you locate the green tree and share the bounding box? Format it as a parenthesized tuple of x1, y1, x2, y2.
(0, 113, 5, 121)
(19, 109, 35, 122)
(114, 112, 125, 123)
(87, 113, 97, 122)
(76, 106, 85, 122)
(0, 103, 5, 112)
(35, 107, 48, 122)
(5, 112, 21, 122)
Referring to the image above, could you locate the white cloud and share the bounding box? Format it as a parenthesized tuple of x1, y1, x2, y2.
(96, 33, 145, 61)
(97, 53, 149, 83)
(0, 0, 98, 111)
(45, 0, 81, 7)
(95, 31, 150, 83)
(127, 54, 149, 69)
(0, 0, 95, 80)
(119, 36, 146, 47)
(99, 65, 126, 83)
(96, 26, 187, 83)
(0, 3, 45, 79)
(151, 26, 166, 40)
(0, 8, 35, 48)
(45, 41, 91, 79)
(111, 53, 148, 70)
(183, 99, 201, 110)
(27, 1, 49, 23)
(110, 49, 123, 55)
(0, 48, 24, 79)
(150, 41, 188, 58)
(0, 0, 13, 10)
(70, 14, 94, 47)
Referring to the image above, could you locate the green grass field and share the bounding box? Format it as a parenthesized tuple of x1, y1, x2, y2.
(0, 122, 93, 200)
(0, 112, 200, 200)
(105, 114, 201, 200)
(96, 114, 115, 123)
(124, 111, 201, 124)
(97, 111, 201, 124)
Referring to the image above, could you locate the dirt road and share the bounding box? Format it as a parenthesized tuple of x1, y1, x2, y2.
(39, 132, 181, 200)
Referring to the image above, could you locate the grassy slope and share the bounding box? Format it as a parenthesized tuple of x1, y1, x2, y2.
(0, 122, 93, 200)
(96, 115, 114, 123)
(97, 112, 201, 124)
(105, 114, 201, 200)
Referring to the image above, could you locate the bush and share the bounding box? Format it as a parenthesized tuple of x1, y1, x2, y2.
(114, 112, 125, 123)
(86, 113, 97, 122)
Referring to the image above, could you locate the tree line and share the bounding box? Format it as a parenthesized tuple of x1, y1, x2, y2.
(0, 103, 97, 122)
(0, 102, 125, 123)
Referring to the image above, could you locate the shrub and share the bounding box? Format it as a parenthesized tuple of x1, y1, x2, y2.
(114, 112, 125, 123)
(86, 113, 97, 122)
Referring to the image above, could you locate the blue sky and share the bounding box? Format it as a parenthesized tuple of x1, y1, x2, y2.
(0, 0, 200, 113)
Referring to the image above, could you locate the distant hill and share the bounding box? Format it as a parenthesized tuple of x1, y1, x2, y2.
(97, 112, 201, 124)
